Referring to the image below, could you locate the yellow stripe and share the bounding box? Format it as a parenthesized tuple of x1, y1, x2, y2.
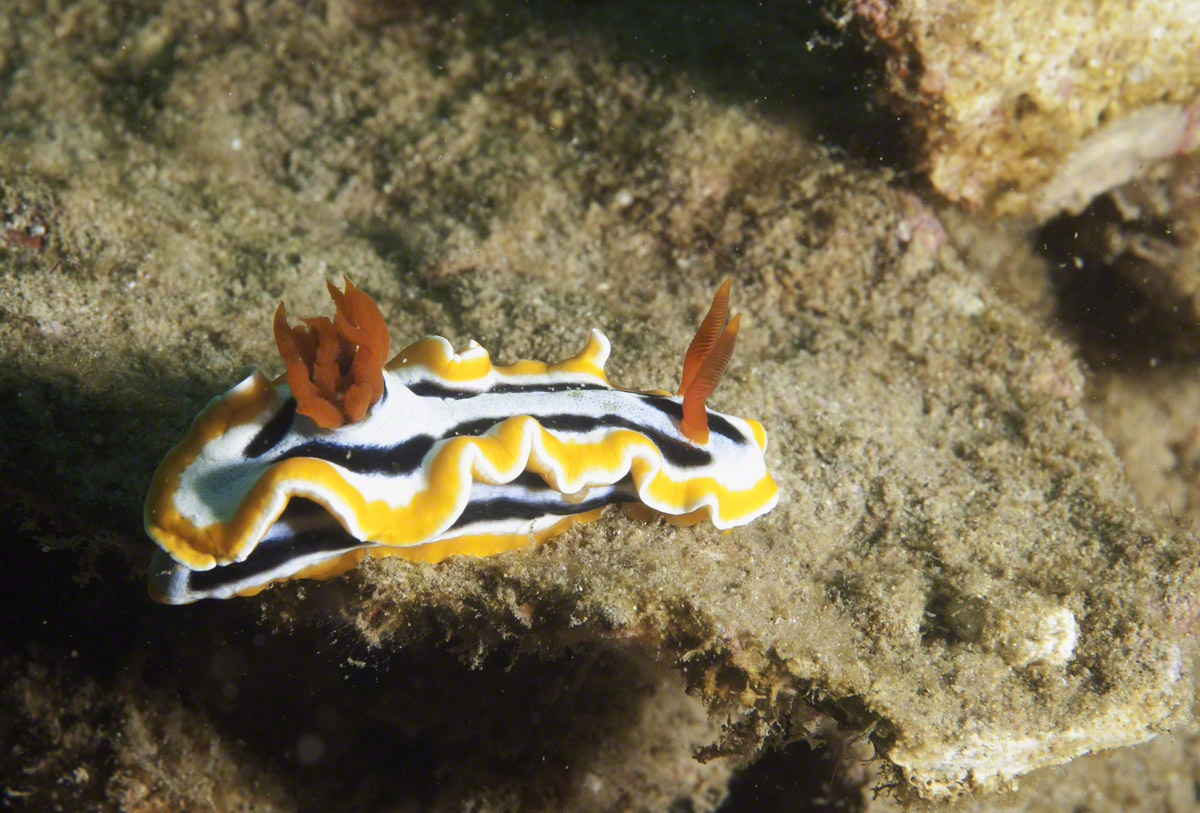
(143, 369, 279, 569)
(385, 332, 610, 384)
(746, 418, 767, 451)
(367, 507, 607, 562)
(147, 411, 777, 568)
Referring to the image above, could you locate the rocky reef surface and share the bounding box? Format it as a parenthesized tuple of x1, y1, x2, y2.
(2, 1, 1198, 810)
(856, 0, 1200, 217)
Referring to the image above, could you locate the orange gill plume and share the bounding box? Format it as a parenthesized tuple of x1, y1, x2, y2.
(272, 276, 391, 429)
(678, 279, 740, 445)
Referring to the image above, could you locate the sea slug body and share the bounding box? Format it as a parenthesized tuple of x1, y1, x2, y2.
(144, 278, 778, 603)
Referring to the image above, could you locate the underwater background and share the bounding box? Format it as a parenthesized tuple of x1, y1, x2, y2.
(2, 1, 1200, 810)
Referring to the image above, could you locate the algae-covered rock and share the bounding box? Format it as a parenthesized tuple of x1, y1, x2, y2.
(921, 134, 1200, 813)
(1, 1, 1197, 809)
(907, 91, 1200, 812)
(856, 0, 1200, 217)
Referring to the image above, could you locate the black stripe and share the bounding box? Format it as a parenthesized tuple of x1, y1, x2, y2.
(271, 412, 712, 476)
(188, 530, 363, 592)
(449, 477, 636, 529)
(536, 413, 712, 467)
(636, 394, 742, 441)
(509, 470, 551, 489)
(446, 416, 505, 438)
(266, 404, 719, 478)
(244, 398, 297, 458)
(245, 378, 391, 458)
(405, 379, 744, 448)
(189, 501, 364, 593)
(436, 411, 714, 468)
(492, 382, 609, 395)
(275, 434, 436, 475)
(408, 380, 610, 399)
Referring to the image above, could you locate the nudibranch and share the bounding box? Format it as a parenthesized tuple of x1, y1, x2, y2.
(145, 278, 778, 603)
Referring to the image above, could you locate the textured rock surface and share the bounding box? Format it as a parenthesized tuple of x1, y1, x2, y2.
(1, 1, 1198, 809)
(937, 176, 1200, 813)
(856, 0, 1200, 217)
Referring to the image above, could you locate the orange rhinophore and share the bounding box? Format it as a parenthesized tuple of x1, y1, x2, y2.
(679, 279, 739, 445)
(272, 276, 390, 429)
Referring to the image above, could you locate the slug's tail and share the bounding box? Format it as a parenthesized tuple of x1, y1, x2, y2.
(678, 279, 740, 445)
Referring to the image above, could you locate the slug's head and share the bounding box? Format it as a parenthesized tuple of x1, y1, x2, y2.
(144, 278, 393, 602)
